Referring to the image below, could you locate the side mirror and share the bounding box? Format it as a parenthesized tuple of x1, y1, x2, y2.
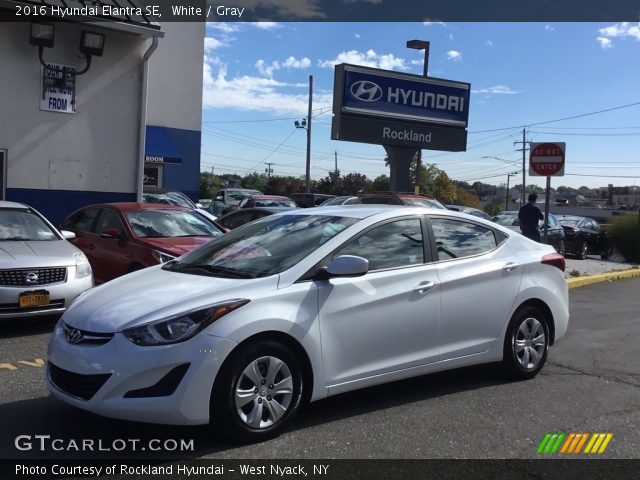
(60, 230, 76, 240)
(195, 203, 203, 209)
(100, 228, 122, 239)
(321, 255, 369, 279)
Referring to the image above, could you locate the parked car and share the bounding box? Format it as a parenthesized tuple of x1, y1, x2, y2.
(238, 195, 297, 209)
(142, 187, 218, 222)
(446, 204, 492, 220)
(556, 215, 613, 260)
(492, 211, 566, 256)
(290, 193, 336, 208)
(318, 196, 358, 206)
(0, 201, 93, 319)
(59, 203, 224, 283)
(359, 192, 447, 210)
(216, 207, 296, 231)
(48, 205, 568, 443)
(209, 188, 263, 216)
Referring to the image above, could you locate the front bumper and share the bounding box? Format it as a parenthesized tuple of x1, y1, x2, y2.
(46, 320, 238, 425)
(0, 272, 93, 319)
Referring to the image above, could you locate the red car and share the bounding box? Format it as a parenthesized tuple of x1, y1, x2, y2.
(60, 203, 224, 283)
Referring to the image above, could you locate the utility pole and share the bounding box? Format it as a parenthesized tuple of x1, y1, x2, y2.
(265, 162, 274, 179)
(305, 75, 313, 193)
(514, 128, 529, 206)
(334, 150, 338, 174)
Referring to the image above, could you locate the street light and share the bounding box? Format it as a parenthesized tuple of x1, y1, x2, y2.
(505, 172, 519, 211)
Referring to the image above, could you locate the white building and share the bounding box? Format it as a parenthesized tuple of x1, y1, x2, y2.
(0, 1, 204, 223)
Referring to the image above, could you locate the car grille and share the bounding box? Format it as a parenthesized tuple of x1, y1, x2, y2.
(48, 363, 111, 400)
(0, 268, 67, 286)
(0, 299, 65, 314)
(63, 322, 114, 346)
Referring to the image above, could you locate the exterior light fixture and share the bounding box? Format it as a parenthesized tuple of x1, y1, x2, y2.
(30, 22, 55, 48)
(79, 31, 105, 57)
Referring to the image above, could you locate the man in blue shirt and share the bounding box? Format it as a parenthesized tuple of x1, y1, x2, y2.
(518, 193, 544, 242)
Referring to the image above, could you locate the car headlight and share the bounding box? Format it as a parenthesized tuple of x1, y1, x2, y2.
(122, 299, 249, 346)
(151, 250, 176, 264)
(75, 252, 92, 278)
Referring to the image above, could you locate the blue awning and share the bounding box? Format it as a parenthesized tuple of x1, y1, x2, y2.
(145, 126, 182, 164)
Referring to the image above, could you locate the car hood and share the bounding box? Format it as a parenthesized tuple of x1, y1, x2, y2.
(62, 265, 279, 333)
(0, 240, 80, 269)
(138, 236, 216, 257)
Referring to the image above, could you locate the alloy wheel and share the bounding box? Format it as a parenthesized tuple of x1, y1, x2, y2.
(513, 317, 547, 370)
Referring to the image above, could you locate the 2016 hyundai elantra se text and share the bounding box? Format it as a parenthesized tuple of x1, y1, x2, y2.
(47, 206, 569, 442)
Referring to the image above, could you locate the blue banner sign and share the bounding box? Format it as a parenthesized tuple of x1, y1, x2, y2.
(338, 64, 470, 127)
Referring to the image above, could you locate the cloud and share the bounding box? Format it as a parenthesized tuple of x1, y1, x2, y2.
(202, 61, 332, 116)
(423, 21, 447, 27)
(204, 37, 223, 52)
(319, 49, 408, 70)
(597, 22, 640, 48)
(446, 50, 462, 61)
(355, 33, 361, 39)
(597, 37, 613, 49)
(544, 24, 555, 31)
(206, 22, 241, 33)
(252, 22, 281, 29)
(472, 85, 519, 95)
(255, 56, 311, 77)
(485, 40, 494, 47)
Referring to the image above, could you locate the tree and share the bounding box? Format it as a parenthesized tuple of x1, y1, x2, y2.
(433, 170, 457, 204)
(199, 171, 221, 199)
(317, 171, 343, 195)
(371, 174, 390, 192)
(241, 172, 268, 192)
(455, 187, 480, 208)
(342, 173, 371, 195)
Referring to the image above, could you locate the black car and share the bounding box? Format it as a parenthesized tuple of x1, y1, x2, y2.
(216, 207, 296, 231)
(556, 215, 614, 260)
(492, 211, 566, 256)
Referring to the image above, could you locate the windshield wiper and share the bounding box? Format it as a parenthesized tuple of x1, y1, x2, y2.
(168, 264, 255, 279)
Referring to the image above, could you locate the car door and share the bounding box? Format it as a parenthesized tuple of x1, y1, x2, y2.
(88, 208, 132, 282)
(428, 216, 524, 359)
(60, 207, 100, 260)
(582, 219, 600, 253)
(316, 217, 442, 389)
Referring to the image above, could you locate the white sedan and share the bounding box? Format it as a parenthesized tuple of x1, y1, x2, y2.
(47, 206, 568, 442)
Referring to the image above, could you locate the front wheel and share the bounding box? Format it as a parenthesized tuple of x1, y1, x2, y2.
(502, 306, 550, 380)
(578, 240, 588, 260)
(601, 244, 614, 260)
(211, 340, 303, 443)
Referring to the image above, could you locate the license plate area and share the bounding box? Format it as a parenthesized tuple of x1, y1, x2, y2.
(19, 290, 50, 308)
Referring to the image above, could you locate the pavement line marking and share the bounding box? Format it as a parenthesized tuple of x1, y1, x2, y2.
(0, 363, 18, 370)
(17, 358, 45, 367)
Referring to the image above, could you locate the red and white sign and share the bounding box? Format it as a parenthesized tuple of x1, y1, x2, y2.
(529, 142, 565, 177)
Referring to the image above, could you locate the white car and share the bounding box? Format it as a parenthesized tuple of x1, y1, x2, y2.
(47, 206, 568, 442)
(0, 201, 94, 319)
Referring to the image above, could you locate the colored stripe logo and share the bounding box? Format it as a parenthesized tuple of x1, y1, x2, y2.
(537, 433, 613, 454)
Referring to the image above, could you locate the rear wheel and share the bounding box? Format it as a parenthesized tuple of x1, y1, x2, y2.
(211, 340, 303, 443)
(601, 244, 614, 260)
(502, 306, 550, 380)
(578, 240, 588, 260)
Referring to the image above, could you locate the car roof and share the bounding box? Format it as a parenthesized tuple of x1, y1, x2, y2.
(75, 202, 191, 212)
(278, 204, 448, 220)
(247, 195, 292, 200)
(0, 201, 29, 210)
(222, 206, 295, 215)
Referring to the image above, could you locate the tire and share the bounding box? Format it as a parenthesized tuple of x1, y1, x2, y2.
(601, 245, 614, 260)
(558, 239, 566, 257)
(502, 306, 550, 380)
(211, 340, 303, 443)
(578, 240, 588, 260)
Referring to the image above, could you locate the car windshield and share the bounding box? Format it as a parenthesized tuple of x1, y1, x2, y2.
(0, 209, 58, 241)
(558, 217, 582, 227)
(254, 199, 297, 208)
(125, 210, 222, 238)
(163, 214, 358, 278)
(403, 198, 447, 210)
(142, 191, 196, 209)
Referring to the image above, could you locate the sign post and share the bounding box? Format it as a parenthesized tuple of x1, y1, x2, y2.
(529, 142, 566, 244)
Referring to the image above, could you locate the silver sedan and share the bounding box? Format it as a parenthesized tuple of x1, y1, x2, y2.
(0, 201, 94, 319)
(48, 206, 568, 442)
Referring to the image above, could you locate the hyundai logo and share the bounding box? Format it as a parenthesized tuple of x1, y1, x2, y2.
(66, 328, 83, 345)
(25, 272, 39, 284)
(350, 80, 383, 102)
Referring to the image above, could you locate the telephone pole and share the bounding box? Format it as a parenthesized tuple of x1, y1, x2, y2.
(265, 162, 274, 178)
(514, 128, 530, 206)
(334, 151, 338, 174)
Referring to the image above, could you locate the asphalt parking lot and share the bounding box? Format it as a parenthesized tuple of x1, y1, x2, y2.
(1, 277, 639, 460)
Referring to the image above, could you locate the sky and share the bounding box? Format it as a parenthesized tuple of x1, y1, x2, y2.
(200, 22, 640, 190)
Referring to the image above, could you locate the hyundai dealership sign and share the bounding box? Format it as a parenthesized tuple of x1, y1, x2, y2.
(332, 64, 470, 151)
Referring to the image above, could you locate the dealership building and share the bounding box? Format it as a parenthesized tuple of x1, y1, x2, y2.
(0, 1, 204, 223)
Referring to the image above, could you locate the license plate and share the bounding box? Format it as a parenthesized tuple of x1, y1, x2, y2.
(19, 291, 50, 308)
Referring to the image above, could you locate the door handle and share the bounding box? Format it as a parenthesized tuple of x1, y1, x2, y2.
(502, 262, 520, 272)
(413, 281, 438, 294)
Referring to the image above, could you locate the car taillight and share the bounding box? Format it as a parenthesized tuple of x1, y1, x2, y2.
(541, 253, 566, 272)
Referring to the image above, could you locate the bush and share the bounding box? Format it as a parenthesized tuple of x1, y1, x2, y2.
(607, 214, 640, 263)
